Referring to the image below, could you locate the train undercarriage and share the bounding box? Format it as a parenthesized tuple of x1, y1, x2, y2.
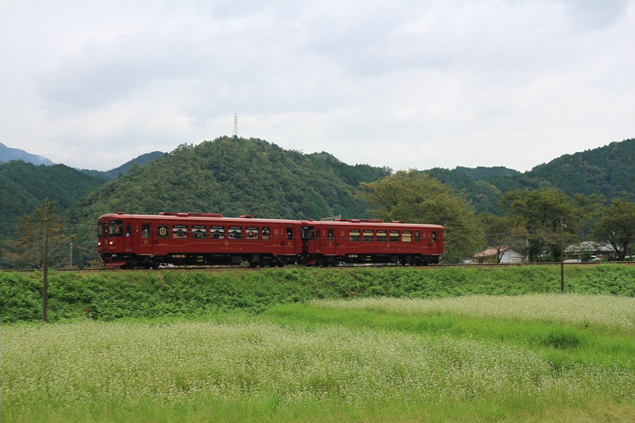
(102, 252, 439, 269)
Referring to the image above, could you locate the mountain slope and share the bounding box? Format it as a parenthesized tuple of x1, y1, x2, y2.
(0, 161, 105, 236)
(70, 137, 389, 225)
(526, 139, 634, 199)
(80, 151, 165, 181)
(1, 143, 54, 166)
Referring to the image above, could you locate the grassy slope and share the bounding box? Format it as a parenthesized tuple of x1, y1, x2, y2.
(1, 264, 634, 323)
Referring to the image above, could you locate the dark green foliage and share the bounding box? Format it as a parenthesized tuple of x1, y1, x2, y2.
(425, 138, 634, 215)
(0, 162, 104, 237)
(2, 264, 633, 323)
(71, 137, 387, 223)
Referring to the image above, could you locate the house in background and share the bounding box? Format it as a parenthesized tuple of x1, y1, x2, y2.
(565, 241, 614, 261)
(473, 247, 526, 264)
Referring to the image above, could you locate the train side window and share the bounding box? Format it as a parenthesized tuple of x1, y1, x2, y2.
(432, 231, 437, 242)
(363, 230, 374, 241)
(246, 227, 258, 240)
(402, 231, 412, 242)
(262, 227, 270, 240)
(229, 227, 242, 240)
(414, 231, 420, 243)
(142, 225, 150, 239)
(125, 225, 131, 237)
(173, 225, 188, 239)
(327, 229, 334, 241)
(377, 230, 387, 241)
(211, 226, 225, 239)
(102, 223, 108, 237)
(192, 225, 206, 239)
(158, 225, 169, 239)
(349, 229, 361, 241)
(287, 227, 293, 240)
(389, 231, 400, 242)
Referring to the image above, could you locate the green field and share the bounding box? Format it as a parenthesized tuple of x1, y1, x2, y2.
(2, 265, 635, 422)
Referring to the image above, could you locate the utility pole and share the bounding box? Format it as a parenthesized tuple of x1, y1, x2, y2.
(560, 216, 565, 293)
(42, 199, 50, 323)
(70, 240, 73, 268)
(233, 113, 239, 138)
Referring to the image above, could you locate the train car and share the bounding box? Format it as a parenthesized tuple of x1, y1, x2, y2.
(299, 218, 443, 266)
(98, 212, 302, 268)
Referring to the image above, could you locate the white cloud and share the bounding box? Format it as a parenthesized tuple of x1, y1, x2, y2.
(1, 0, 633, 171)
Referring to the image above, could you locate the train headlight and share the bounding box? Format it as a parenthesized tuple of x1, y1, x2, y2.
(110, 241, 114, 245)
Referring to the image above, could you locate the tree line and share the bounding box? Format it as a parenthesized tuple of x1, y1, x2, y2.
(3, 170, 634, 269)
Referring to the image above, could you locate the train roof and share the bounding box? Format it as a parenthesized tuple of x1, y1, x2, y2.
(98, 212, 300, 225)
(98, 212, 443, 229)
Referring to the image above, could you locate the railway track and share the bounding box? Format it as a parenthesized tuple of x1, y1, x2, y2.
(3, 261, 634, 274)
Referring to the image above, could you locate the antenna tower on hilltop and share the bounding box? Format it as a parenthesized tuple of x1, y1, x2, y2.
(233, 113, 239, 138)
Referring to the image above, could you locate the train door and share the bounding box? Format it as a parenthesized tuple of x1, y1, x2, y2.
(285, 226, 296, 255)
(322, 227, 337, 256)
(138, 223, 153, 256)
(122, 223, 133, 252)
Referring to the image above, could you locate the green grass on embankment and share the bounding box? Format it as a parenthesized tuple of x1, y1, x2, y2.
(1, 264, 634, 323)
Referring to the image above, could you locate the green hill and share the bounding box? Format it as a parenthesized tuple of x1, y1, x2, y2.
(70, 137, 390, 224)
(425, 138, 634, 215)
(0, 162, 105, 237)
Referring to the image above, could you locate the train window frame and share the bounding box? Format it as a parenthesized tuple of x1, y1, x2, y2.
(109, 220, 123, 237)
(157, 225, 169, 239)
(432, 231, 437, 242)
(414, 231, 420, 243)
(377, 230, 387, 242)
(141, 224, 150, 239)
(229, 226, 242, 240)
(210, 226, 225, 240)
(327, 229, 334, 241)
(402, 231, 412, 243)
(389, 231, 400, 242)
(262, 227, 270, 240)
(363, 230, 374, 242)
(192, 225, 207, 239)
(246, 227, 259, 240)
(98, 223, 103, 238)
(173, 225, 188, 239)
(349, 229, 361, 241)
(287, 227, 293, 240)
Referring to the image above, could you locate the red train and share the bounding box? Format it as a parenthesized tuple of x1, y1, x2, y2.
(98, 212, 443, 268)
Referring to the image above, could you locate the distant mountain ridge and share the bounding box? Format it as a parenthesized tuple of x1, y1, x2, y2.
(1, 143, 55, 166)
(79, 151, 165, 181)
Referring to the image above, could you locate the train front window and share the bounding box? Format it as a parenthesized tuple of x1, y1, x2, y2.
(98, 223, 103, 238)
(109, 220, 123, 237)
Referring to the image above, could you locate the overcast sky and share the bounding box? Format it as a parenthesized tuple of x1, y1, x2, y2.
(1, 1, 633, 172)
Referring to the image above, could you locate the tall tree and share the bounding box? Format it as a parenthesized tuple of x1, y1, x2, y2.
(358, 170, 485, 263)
(2, 199, 68, 269)
(479, 213, 528, 263)
(592, 199, 635, 261)
(500, 188, 580, 262)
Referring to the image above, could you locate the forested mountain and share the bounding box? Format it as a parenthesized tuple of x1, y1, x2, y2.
(527, 139, 634, 199)
(69, 137, 390, 226)
(425, 138, 634, 215)
(0, 162, 104, 236)
(79, 151, 165, 181)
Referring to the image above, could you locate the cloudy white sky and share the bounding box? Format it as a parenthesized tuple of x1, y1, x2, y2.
(1, 1, 633, 172)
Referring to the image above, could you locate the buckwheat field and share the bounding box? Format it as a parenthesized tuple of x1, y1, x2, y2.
(3, 291, 635, 423)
